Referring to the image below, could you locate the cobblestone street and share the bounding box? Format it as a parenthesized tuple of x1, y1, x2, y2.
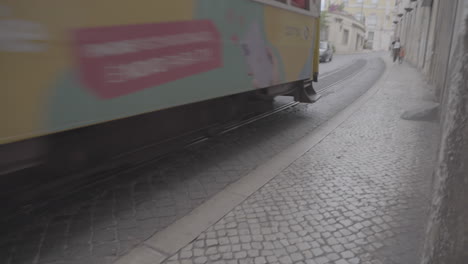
(0, 54, 440, 264)
(160, 60, 439, 264)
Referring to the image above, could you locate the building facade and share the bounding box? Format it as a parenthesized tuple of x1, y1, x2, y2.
(392, 0, 455, 101)
(393, 1, 468, 263)
(321, 11, 366, 53)
(324, 0, 397, 51)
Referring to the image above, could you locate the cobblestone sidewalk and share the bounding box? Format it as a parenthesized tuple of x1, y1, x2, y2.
(162, 61, 440, 264)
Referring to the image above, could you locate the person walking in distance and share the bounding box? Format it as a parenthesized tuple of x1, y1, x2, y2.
(399, 45, 405, 64)
(393, 38, 401, 63)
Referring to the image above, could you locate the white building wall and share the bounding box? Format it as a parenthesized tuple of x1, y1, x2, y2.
(394, 0, 460, 102)
(322, 12, 366, 54)
(331, 0, 397, 51)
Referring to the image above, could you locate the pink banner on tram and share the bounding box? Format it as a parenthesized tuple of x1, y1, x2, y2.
(73, 20, 222, 99)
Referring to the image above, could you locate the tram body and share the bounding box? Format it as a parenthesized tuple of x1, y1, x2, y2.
(0, 0, 321, 174)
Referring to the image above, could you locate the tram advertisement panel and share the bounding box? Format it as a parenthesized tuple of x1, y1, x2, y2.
(73, 20, 222, 99)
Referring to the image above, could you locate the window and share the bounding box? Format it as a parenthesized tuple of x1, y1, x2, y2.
(252, 0, 319, 17)
(368, 31, 375, 41)
(343, 29, 349, 45)
(291, 0, 309, 10)
(355, 13, 362, 21)
(372, 0, 379, 4)
(320, 26, 329, 41)
(367, 14, 377, 26)
(356, 0, 363, 3)
(320, 41, 328, 49)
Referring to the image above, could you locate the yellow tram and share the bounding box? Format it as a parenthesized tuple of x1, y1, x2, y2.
(0, 0, 321, 174)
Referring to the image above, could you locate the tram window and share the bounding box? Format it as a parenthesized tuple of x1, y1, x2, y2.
(291, 0, 309, 10)
(252, 0, 319, 17)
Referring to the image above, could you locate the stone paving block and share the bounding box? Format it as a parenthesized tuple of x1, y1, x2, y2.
(315, 256, 331, 264)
